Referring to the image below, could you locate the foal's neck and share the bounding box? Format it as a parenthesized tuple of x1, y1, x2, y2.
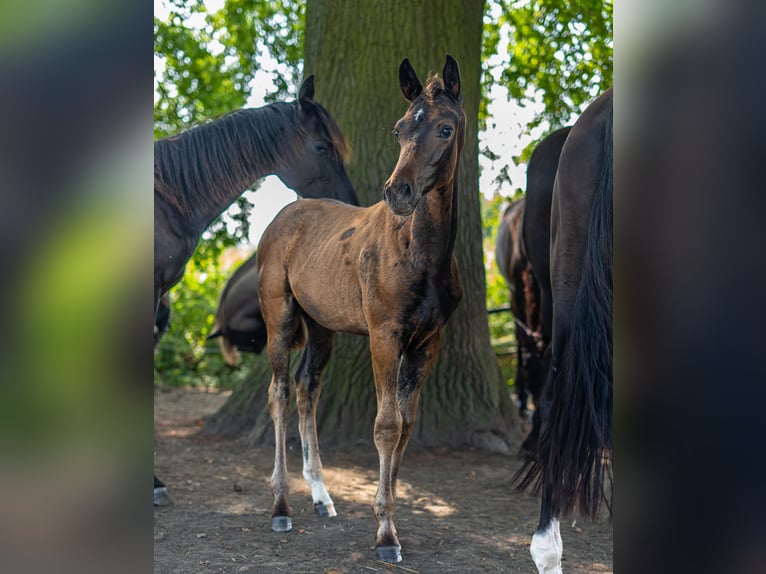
(401, 178, 459, 272)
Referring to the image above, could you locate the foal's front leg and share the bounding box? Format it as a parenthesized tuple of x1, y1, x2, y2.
(390, 337, 441, 497)
(370, 334, 404, 563)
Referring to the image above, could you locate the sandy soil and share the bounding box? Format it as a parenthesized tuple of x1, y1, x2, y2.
(154, 387, 612, 573)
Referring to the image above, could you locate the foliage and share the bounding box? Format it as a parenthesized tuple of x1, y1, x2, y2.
(485, 0, 612, 133)
(153, 248, 260, 389)
(482, 193, 522, 388)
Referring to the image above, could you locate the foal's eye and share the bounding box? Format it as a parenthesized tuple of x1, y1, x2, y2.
(392, 129, 400, 138)
(438, 126, 453, 139)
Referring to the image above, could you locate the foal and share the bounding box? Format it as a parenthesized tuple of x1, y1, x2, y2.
(257, 55, 465, 563)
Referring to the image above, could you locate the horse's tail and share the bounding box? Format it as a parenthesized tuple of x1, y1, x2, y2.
(515, 102, 613, 520)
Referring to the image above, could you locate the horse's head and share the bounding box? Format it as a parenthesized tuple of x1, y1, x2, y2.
(208, 322, 268, 366)
(278, 76, 359, 206)
(383, 55, 465, 217)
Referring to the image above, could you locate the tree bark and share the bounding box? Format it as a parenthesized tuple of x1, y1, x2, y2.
(205, 0, 519, 453)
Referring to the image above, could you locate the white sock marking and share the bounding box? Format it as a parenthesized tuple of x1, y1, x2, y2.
(530, 518, 563, 574)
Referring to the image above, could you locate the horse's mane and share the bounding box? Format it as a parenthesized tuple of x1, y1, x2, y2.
(154, 104, 301, 215)
(154, 99, 350, 216)
(422, 75, 447, 103)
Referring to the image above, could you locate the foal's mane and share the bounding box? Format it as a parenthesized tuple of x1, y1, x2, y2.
(154, 100, 349, 216)
(423, 75, 446, 101)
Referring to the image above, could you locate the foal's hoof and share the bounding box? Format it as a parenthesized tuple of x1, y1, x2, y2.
(271, 516, 292, 532)
(153, 486, 173, 507)
(375, 545, 402, 563)
(314, 502, 337, 518)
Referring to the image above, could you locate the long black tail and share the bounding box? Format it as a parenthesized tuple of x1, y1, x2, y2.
(514, 100, 613, 520)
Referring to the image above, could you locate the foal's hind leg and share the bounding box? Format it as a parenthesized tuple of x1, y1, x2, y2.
(262, 293, 301, 533)
(295, 319, 336, 518)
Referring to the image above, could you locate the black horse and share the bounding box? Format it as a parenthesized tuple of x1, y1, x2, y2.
(154, 292, 171, 347)
(206, 253, 267, 364)
(495, 198, 545, 453)
(514, 88, 613, 573)
(153, 77, 355, 506)
(495, 128, 571, 455)
(521, 126, 572, 344)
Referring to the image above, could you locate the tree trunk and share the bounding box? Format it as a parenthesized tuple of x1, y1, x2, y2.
(205, 0, 519, 453)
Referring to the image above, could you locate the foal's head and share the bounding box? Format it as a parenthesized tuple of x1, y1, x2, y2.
(279, 76, 358, 206)
(383, 55, 465, 217)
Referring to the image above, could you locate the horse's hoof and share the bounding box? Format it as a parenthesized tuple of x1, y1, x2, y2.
(271, 516, 292, 532)
(314, 502, 337, 517)
(153, 486, 173, 507)
(375, 545, 402, 563)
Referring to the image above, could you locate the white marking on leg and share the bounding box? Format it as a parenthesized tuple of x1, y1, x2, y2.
(530, 518, 563, 574)
(303, 464, 336, 516)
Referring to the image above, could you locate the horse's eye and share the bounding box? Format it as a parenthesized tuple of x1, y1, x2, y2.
(315, 142, 328, 152)
(439, 126, 453, 138)
(392, 129, 400, 138)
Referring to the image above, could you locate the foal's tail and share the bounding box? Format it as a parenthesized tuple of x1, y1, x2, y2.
(515, 102, 613, 520)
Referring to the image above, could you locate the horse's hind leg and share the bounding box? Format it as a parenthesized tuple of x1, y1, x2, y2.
(531, 493, 563, 574)
(295, 318, 336, 518)
(262, 292, 301, 533)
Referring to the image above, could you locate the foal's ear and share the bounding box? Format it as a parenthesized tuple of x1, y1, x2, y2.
(298, 75, 316, 111)
(399, 58, 423, 102)
(442, 54, 462, 103)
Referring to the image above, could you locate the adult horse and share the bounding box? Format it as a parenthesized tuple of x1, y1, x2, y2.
(495, 197, 545, 453)
(206, 253, 267, 365)
(514, 88, 613, 573)
(496, 127, 572, 455)
(154, 292, 171, 347)
(256, 55, 464, 564)
(153, 77, 355, 506)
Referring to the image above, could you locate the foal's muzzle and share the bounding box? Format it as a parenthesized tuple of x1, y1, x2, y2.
(383, 181, 420, 216)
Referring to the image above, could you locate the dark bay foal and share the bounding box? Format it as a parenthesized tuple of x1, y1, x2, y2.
(256, 55, 465, 563)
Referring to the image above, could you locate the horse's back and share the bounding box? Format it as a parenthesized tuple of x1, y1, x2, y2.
(219, 255, 263, 332)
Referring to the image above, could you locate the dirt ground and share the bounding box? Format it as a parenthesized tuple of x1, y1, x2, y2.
(154, 388, 612, 573)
